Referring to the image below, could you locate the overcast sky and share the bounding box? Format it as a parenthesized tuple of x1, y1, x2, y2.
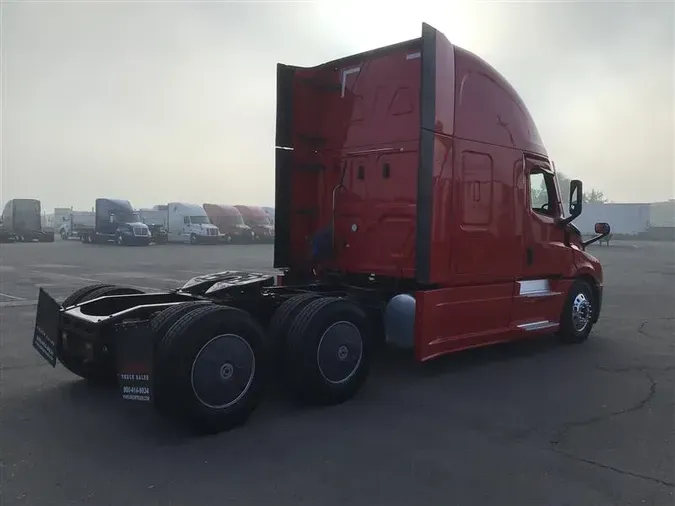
(1, 1, 673, 212)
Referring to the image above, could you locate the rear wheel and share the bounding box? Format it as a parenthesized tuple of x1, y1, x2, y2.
(557, 279, 595, 344)
(58, 285, 144, 383)
(267, 293, 322, 369)
(283, 297, 373, 405)
(155, 305, 269, 434)
(150, 301, 214, 411)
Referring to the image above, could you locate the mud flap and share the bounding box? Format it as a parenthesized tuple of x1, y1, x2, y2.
(32, 288, 62, 367)
(115, 320, 154, 403)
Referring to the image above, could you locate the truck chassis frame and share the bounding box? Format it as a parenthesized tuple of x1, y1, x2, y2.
(33, 270, 394, 434)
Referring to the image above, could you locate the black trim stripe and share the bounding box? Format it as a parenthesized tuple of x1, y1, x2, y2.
(416, 23, 437, 285)
(274, 64, 295, 268)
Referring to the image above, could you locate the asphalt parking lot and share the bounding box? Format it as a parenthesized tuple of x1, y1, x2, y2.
(1, 239, 673, 506)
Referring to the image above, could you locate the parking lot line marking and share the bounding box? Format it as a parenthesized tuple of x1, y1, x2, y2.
(0, 292, 25, 300)
(27, 270, 165, 293)
(0, 299, 38, 308)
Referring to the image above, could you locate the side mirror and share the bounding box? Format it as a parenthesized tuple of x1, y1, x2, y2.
(582, 222, 611, 250)
(558, 179, 583, 227)
(568, 179, 583, 218)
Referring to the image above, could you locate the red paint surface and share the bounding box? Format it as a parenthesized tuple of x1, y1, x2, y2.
(279, 24, 603, 362)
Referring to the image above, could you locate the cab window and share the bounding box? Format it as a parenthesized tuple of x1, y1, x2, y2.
(183, 216, 190, 225)
(529, 168, 558, 217)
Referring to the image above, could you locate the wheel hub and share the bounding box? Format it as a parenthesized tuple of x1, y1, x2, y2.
(572, 293, 591, 333)
(220, 363, 234, 380)
(191, 334, 255, 409)
(317, 321, 363, 385)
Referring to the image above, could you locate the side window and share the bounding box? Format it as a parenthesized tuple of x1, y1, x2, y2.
(529, 168, 557, 216)
(183, 216, 190, 225)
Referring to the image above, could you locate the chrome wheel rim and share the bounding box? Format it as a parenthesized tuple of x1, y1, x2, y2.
(572, 292, 592, 333)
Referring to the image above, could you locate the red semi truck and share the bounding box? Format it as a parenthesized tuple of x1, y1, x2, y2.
(234, 204, 275, 243)
(203, 203, 255, 244)
(31, 23, 609, 435)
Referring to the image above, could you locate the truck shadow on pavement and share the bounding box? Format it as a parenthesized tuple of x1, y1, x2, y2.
(4, 333, 565, 449)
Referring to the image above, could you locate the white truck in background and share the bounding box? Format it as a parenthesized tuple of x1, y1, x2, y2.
(53, 207, 73, 229)
(138, 208, 169, 244)
(152, 202, 220, 245)
(59, 211, 95, 240)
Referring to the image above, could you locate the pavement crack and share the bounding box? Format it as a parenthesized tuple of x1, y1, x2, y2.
(550, 370, 656, 446)
(637, 316, 674, 339)
(551, 447, 675, 487)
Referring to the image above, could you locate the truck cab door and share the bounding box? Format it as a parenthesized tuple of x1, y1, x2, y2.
(182, 215, 191, 241)
(512, 159, 573, 331)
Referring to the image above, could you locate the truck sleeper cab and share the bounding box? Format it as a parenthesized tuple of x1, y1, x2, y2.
(203, 203, 255, 244)
(235, 205, 275, 243)
(1, 199, 55, 242)
(158, 202, 220, 245)
(138, 209, 168, 244)
(79, 199, 150, 246)
(31, 23, 610, 436)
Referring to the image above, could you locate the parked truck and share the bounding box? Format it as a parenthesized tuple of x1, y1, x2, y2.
(31, 23, 610, 436)
(79, 198, 151, 246)
(1, 199, 55, 242)
(138, 209, 168, 244)
(59, 211, 95, 240)
(262, 206, 275, 226)
(53, 207, 73, 228)
(0, 215, 15, 242)
(235, 205, 275, 243)
(203, 203, 255, 244)
(153, 202, 220, 245)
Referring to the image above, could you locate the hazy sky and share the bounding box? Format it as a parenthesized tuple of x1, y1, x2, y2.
(2, 1, 674, 213)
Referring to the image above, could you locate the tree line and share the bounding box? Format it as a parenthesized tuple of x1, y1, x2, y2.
(537, 172, 608, 204)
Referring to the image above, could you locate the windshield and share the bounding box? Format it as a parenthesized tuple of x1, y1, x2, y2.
(190, 216, 211, 225)
(248, 217, 271, 226)
(244, 211, 271, 226)
(116, 212, 140, 223)
(220, 214, 245, 227)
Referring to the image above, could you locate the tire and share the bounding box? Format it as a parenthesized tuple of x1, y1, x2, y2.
(155, 305, 268, 434)
(116, 234, 125, 246)
(190, 234, 198, 245)
(150, 301, 214, 411)
(150, 301, 213, 342)
(61, 230, 68, 240)
(267, 293, 322, 365)
(557, 279, 595, 344)
(78, 285, 144, 303)
(61, 283, 118, 308)
(225, 234, 233, 244)
(284, 297, 373, 405)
